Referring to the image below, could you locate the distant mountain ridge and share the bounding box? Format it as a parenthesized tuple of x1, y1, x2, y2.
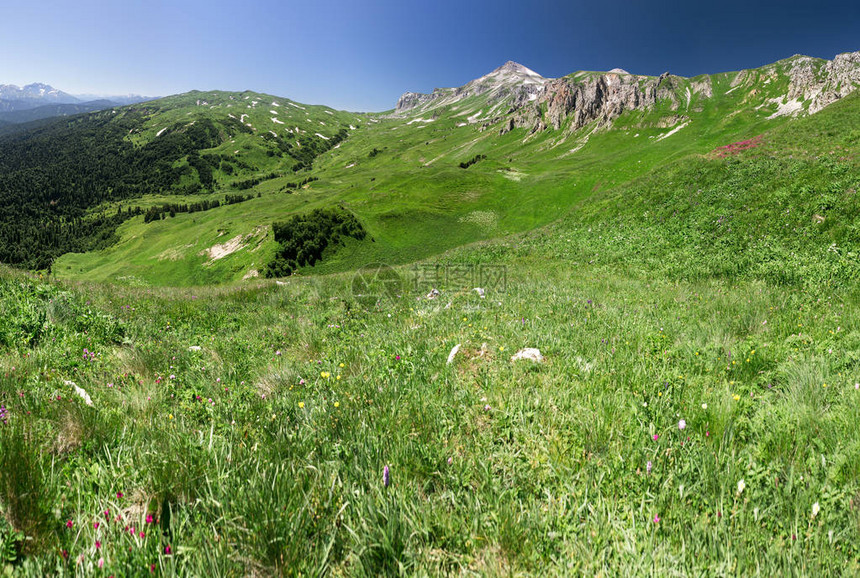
(395, 51, 860, 135)
(0, 82, 154, 116)
(0, 82, 79, 111)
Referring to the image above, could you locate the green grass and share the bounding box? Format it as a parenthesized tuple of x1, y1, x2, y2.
(52, 57, 831, 287)
(4, 213, 860, 574)
(3, 59, 860, 575)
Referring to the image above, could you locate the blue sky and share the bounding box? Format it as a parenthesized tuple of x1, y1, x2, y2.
(2, 0, 858, 111)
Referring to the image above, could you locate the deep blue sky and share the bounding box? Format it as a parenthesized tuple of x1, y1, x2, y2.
(2, 0, 858, 111)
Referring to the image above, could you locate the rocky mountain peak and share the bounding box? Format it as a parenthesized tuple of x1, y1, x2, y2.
(395, 61, 547, 114)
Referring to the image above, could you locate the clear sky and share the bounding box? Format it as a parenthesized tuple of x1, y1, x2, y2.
(2, 0, 858, 111)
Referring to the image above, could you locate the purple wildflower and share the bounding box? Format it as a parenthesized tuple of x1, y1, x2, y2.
(383, 465, 390, 488)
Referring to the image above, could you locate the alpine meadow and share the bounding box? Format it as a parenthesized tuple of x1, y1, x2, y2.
(1, 34, 860, 577)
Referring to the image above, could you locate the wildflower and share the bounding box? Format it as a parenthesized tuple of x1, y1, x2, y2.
(165, 545, 172, 555)
(334, 401, 340, 408)
(653, 515, 660, 523)
(652, 434, 659, 441)
(298, 402, 305, 409)
(737, 479, 746, 495)
(96, 540, 101, 549)
(484, 404, 491, 412)
(117, 492, 124, 499)
(94, 522, 100, 529)
(646, 461, 652, 474)
(447, 457, 453, 465)
(275, 350, 281, 356)
(701, 403, 707, 409)
(98, 558, 104, 568)
(383, 465, 390, 487)
(66, 520, 74, 529)
(339, 363, 344, 368)
(733, 394, 740, 401)
(678, 419, 686, 430)
(146, 514, 154, 524)
(812, 502, 820, 518)
(395, 355, 401, 361)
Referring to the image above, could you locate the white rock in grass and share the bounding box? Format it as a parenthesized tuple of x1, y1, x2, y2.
(426, 288, 440, 300)
(511, 348, 543, 363)
(447, 344, 461, 365)
(65, 380, 93, 406)
(189, 346, 202, 352)
(473, 287, 485, 298)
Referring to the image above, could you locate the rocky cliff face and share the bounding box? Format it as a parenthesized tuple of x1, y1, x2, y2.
(396, 52, 860, 135)
(792, 52, 860, 113)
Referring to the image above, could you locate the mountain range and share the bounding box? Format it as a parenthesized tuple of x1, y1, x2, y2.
(0, 51, 858, 286)
(0, 82, 154, 124)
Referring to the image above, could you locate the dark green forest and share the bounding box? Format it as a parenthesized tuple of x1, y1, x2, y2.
(0, 110, 228, 269)
(265, 208, 366, 278)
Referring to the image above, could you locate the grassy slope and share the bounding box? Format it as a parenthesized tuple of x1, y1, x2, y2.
(1, 76, 860, 575)
(53, 61, 814, 286)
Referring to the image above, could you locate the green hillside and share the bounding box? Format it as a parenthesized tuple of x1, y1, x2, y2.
(1, 56, 860, 575)
(46, 57, 838, 286)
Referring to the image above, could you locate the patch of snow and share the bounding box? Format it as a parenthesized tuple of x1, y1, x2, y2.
(345, 163, 356, 168)
(724, 85, 741, 95)
(685, 87, 692, 109)
(767, 97, 804, 119)
(325, 110, 333, 115)
(407, 118, 435, 125)
(272, 117, 284, 124)
(156, 127, 167, 137)
(500, 169, 526, 181)
(228, 113, 237, 119)
(271, 101, 280, 107)
(315, 133, 330, 140)
(349, 125, 356, 130)
(288, 102, 306, 110)
(270, 110, 278, 115)
(240, 114, 248, 123)
(456, 122, 468, 127)
(655, 121, 690, 142)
